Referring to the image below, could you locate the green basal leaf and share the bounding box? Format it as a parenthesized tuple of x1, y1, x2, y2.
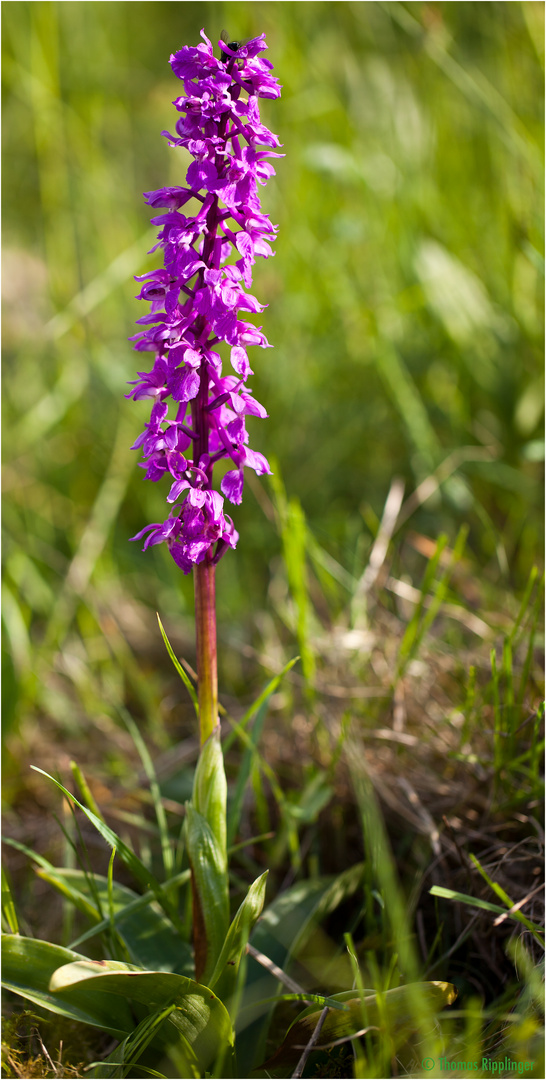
(50, 962, 234, 1073)
(192, 729, 227, 860)
(185, 804, 229, 986)
(186, 730, 230, 988)
(208, 870, 268, 1004)
(1, 935, 134, 1036)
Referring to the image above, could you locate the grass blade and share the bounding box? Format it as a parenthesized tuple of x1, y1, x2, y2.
(157, 614, 199, 718)
(30, 767, 182, 931)
(1, 866, 19, 934)
(70, 760, 105, 822)
(223, 657, 299, 754)
(227, 698, 268, 847)
(430, 884, 544, 944)
(118, 707, 174, 879)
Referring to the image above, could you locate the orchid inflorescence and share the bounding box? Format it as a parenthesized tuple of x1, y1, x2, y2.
(128, 30, 282, 574)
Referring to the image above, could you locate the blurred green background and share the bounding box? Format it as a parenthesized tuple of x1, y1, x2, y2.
(2, 1, 544, 749)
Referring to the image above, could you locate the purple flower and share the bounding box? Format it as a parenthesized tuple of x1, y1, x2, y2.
(128, 31, 280, 573)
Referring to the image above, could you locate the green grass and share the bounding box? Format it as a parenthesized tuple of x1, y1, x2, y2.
(2, 2, 544, 1077)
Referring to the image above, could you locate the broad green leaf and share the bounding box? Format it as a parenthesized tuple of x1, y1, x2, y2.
(50, 962, 234, 1072)
(185, 804, 229, 985)
(188, 729, 229, 988)
(166, 1010, 209, 1079)
(1, 935, 134, 1036)
(192, 730, 227, 860)
(209, 870, 268, 1005)
(237, 863, 364, 1074)
(262, 981, 458, 1069)
(37, 868, 193, 974)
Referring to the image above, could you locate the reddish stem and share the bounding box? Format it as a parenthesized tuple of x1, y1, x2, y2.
(190, 108, 234, 745)
(194, 560, 218, 743)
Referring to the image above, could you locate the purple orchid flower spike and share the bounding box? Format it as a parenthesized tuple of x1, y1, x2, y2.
(128, 28, 281, 576)
(128, 30, 281, 743)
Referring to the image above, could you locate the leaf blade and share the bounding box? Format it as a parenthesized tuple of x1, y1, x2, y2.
(157, 614, 199, 717)
(49, 962, 234, 1072)
(1, 935, 135, 1036)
